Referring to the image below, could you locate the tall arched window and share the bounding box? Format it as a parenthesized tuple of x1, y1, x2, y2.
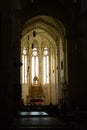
(22, 47, 28, 84)
(32, 48, 39, 82)
(43, 47, 49, 84)
(21, 46, 50, 85)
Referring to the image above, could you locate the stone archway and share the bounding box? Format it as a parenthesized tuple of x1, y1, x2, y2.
(20, 15, 68, 105)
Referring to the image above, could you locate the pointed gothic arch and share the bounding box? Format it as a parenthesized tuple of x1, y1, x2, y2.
(20, 15, 68, 105)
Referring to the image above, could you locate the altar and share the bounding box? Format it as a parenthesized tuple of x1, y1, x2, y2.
(29, 76, 45, 104)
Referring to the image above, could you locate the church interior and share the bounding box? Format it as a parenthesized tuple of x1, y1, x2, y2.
(0, 0, 87, 129)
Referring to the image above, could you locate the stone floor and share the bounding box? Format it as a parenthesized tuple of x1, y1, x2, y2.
(9, 111, 74, 130)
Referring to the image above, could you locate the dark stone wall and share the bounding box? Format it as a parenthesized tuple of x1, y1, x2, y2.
(0, 0, 21, 128)
(77, 9, 87, 110)
(0, 0, 14, 127)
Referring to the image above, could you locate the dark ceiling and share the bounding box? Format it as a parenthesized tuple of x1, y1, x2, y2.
(21, 0, 78, 24)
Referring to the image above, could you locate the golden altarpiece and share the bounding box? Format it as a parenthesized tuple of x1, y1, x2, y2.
(29, 75, 45, 104)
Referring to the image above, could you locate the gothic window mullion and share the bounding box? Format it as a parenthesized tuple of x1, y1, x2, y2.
(45, 56, 47, 83)
(32, 48, 39, 83)
(22, 48, 28, 84)
(43, 47, 49, 84)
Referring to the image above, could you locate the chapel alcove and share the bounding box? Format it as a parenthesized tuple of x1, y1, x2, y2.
(20, 15, 68, 105)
